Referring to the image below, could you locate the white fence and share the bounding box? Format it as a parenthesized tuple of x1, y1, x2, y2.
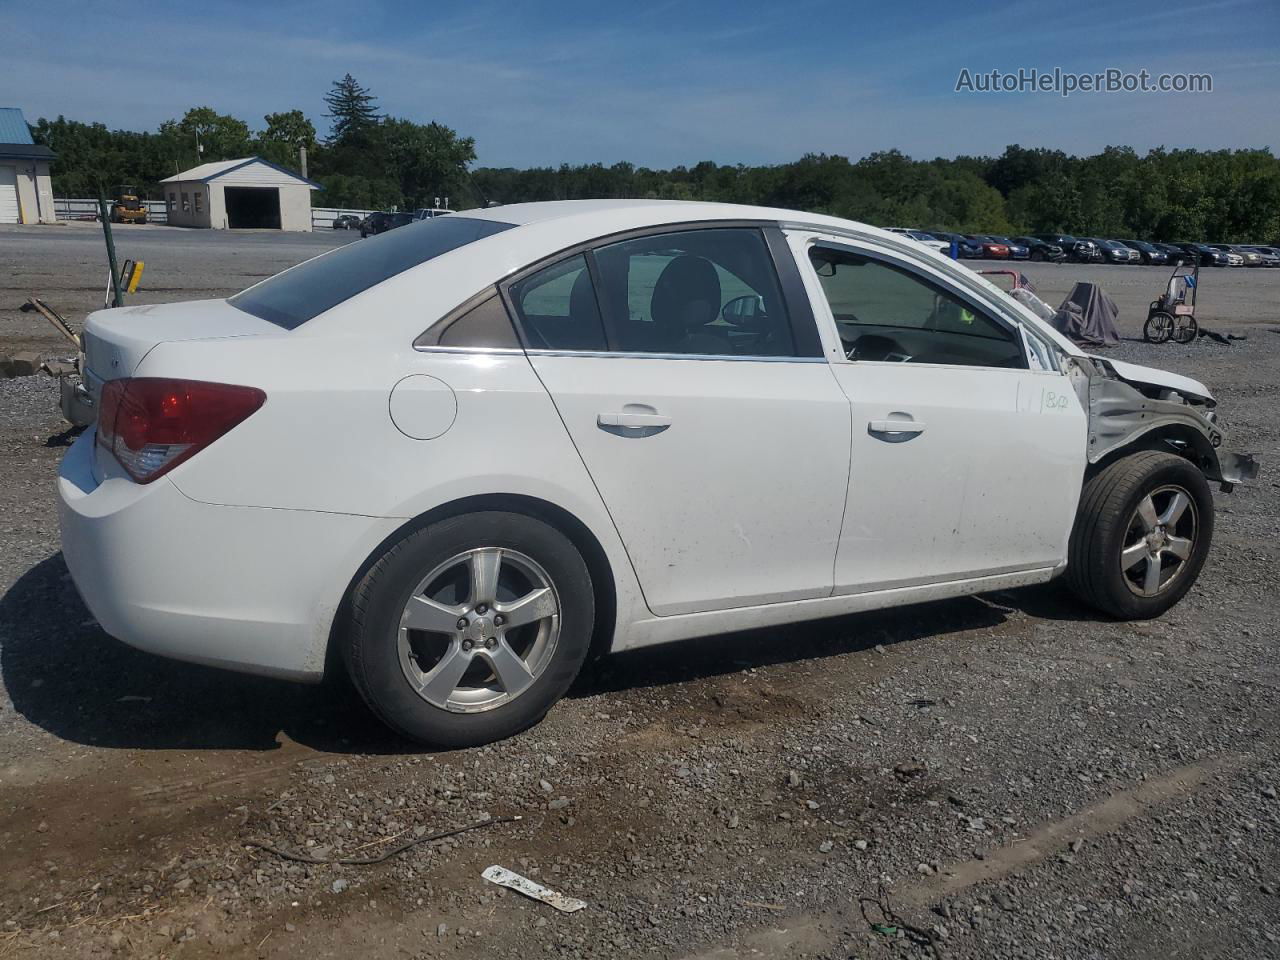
(312, 206, 375, 230)
(53, 199, 376, 231)
(54, 198, 169, 224)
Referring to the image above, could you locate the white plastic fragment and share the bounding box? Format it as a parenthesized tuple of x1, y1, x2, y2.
(481, 865, 586, 913)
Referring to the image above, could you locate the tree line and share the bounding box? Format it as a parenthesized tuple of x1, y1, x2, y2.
(27, 76, 1280, 242)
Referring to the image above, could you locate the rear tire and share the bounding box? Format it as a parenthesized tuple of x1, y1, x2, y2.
(344, 512, 594, 748)
(1066, 452, 1213, 619)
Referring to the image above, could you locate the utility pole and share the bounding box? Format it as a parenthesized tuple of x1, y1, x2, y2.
(299, 146, 308, 179)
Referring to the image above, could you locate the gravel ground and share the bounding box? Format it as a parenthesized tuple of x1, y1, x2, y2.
(1, 227, 1278, 959)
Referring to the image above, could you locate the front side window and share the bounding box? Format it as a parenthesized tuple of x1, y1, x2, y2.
(809, 246, 1024, 369)
(231, 216, 514, 330)
(592, 228, 798, 357)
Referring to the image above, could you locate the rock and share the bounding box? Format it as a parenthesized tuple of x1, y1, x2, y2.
(854, 839, 869, 852)
(548, 797, 571, 810)
(786, 770, 802, 789)
(805, 799, 820, 810)
(36, 822, 48, 833)
(539, 779, 553, 793)
(1263, 785, 1277, 800)
(818, 840, 834, 854)
(917, 863, 935, 876)
(1070, 838, 1084, 853)
(437, 923, 447, 938)
(285, 923, 296, 933)
(331, 879, 350, 894)
(894, 761, 928, 781)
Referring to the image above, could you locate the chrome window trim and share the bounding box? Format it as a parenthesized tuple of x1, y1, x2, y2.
(523, 349, 828, 363)
(412, 345, 526, 356)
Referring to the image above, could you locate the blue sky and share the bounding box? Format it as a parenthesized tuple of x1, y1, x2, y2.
(2, 0, 1277, 167)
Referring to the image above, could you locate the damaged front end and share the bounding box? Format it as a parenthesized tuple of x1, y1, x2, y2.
(1064, 354, 1260, 490)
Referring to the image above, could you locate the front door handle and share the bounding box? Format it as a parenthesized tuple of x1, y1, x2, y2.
(598, 412, 671, 435)
(868, 419, 926, 438)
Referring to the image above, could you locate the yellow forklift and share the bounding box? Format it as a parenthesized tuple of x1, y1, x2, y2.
(110, 186, 149, 224)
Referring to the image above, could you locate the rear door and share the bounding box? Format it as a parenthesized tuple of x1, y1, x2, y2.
(509, 225, 851, 617)
(790, 232, 1087, 593)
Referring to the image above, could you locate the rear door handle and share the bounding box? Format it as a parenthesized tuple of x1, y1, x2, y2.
(597, 412, 672, 434)
(868, 419, 926, 436)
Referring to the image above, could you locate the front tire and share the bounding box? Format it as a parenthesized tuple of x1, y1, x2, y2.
(344, 512, 595, 748)
(1066, 452, 1213, 619)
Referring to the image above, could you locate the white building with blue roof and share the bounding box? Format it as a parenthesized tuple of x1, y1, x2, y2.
(0, 108, 56, 224)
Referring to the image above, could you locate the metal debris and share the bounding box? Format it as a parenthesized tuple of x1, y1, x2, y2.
(481, 865, 586, 913)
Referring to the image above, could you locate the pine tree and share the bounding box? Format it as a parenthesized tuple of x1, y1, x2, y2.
(323, 74, 380, 142)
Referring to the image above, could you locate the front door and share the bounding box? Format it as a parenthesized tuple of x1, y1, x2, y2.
(508, 227, 851, 617)
(791, 233, 1088, 594)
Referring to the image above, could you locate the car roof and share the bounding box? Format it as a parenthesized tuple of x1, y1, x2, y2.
(452, 199, 923, 261)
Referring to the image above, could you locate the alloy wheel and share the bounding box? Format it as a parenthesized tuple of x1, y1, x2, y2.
(1120, 485, 1198, 597)
(397, 547, 561, 713)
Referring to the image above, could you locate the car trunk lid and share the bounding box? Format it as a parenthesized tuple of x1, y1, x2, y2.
(82, 299, 281, 483)
(82, 299, 280, 386)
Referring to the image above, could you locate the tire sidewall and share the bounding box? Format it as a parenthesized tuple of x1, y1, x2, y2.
(351, 512, 594, 747)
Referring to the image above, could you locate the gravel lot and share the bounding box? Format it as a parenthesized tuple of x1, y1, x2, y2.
(1, 225, 1278, 959)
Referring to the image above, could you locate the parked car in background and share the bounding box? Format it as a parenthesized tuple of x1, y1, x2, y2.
(927, 231, 984, 259)
(965, 235, 1010, 259)
(59, 200, 1257, 747)
(361, 211, 415, 238)
(1153, 242, 1189, 265)
(1225, 245, 1264, 267)
(332, 214, 362, 230)
(983, 236, 1031, 260)
(1083, 238, 1137, 264)
(414, 207, 455, 220)
(1032, 234, 1098, 263)
(1245, 245, 1280, 267)
(1012, 236, 1066, 262)
(1118, 240, 1168, 265)
(885, 228, 950, 255)
(1205, 243, 1247, 266)
(1174, 242, 1229, 266)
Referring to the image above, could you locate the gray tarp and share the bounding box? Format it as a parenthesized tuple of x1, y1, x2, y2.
(1051, 282, 1120, 346)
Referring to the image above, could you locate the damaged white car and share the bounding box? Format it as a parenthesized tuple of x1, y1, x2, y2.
(58, 201, 1258, 747)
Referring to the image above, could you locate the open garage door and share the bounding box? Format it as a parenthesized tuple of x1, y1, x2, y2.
(224, 186, 281, 229)
(0, 165, 19, 224)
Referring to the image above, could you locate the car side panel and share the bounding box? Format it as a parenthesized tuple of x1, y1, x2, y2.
(137, 336, 650, 645)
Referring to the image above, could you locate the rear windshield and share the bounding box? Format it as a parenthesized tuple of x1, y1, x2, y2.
(230, 216, 515, 329)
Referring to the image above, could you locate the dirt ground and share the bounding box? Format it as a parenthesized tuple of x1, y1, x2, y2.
(1, 223, 1279, 960)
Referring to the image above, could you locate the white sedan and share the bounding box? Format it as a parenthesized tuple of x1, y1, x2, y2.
(58, 201, 1257, 747)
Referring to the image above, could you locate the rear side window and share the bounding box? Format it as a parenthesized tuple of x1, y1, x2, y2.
(508, 255, 608, 351)
(231, 216, 514, 329)
(592, 228, 798, 357)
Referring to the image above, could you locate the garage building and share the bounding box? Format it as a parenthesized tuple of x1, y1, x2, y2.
(0, 108, 56, 225)
(160, 157, 319, 231)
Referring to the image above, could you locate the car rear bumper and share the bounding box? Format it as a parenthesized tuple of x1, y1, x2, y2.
(57, 430, 398, 682)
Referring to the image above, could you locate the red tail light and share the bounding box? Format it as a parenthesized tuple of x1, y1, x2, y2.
(96, 378, 266, 483)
